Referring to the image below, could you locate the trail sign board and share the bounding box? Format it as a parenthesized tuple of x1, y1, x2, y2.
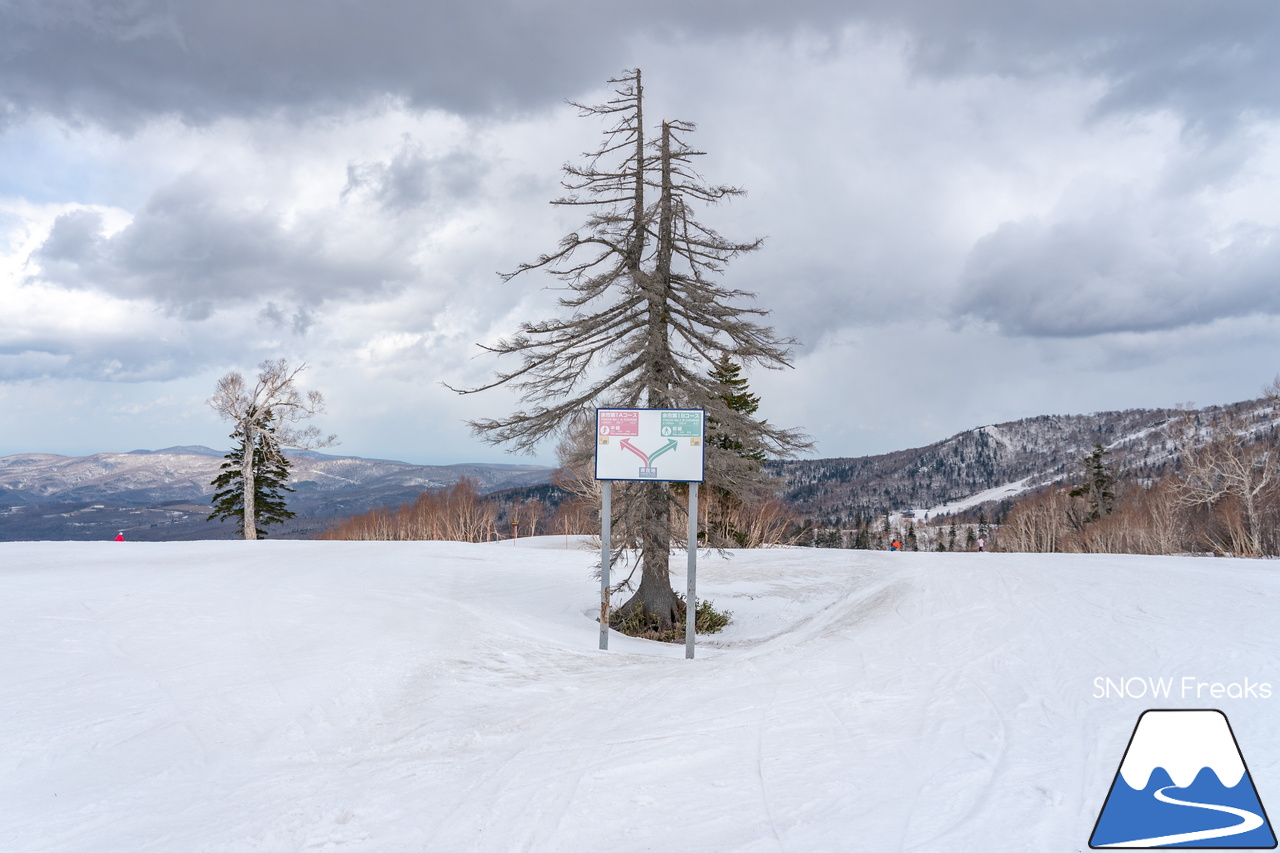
(594, 408, 705, 483)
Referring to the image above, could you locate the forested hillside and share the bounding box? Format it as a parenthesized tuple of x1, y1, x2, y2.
(767, 407, 1188, 521)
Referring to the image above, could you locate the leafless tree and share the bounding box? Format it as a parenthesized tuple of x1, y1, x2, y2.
(207, 358, 336, 540)
(320, 479, 500, 543)
(451, 70, 809, 629)
(1170, 387, 1280, 557)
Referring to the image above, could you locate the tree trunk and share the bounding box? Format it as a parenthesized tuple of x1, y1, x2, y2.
(242, 425, 258, 541)
(626, 70, 645, 271)
(616, 480, 681, 628)
(1244, 487, 1262, 557)
(615, 119, 682, 629)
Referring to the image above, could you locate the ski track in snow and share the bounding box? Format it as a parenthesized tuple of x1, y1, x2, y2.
(1, 540, 1278, 851)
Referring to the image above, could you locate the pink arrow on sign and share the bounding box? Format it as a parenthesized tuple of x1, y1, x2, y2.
(619, 438, 649, 466)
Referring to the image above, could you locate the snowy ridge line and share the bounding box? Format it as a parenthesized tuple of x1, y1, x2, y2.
(0, 448, 556, 506)
(770, 396, 1280, 519)
(769, 405, 1189, 517)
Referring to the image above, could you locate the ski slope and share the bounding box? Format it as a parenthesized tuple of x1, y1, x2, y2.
(2, 539, 1278, 851)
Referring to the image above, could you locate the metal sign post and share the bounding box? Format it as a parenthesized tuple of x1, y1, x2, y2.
(686, 481, 698, 660)
(594, 408, 705, 658)
(600, 481, 611, 651)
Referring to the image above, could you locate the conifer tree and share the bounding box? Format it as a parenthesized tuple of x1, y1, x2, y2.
(208, 418, 296, 538)
(207, 359, 335, 540)
(707, 354, 766, 463)
(1069, 442, 1117, 521)
(452, 70, 809, 630)
(703, 353, 775, 546)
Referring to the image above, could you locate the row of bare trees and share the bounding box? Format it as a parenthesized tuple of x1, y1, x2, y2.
(999, 386, 1280, 556)
(997, 479, 1188, 554)
(319, 480, 499, 542)
(322, 465, 797, 548)
(319, 480, 596, 543)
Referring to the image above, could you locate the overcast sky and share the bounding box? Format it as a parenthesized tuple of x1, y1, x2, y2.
(3, 0, 1280, 465)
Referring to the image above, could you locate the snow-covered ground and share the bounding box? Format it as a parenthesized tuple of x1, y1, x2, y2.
(3, 538, 1278, 851)
(921, 475, 1042, 518)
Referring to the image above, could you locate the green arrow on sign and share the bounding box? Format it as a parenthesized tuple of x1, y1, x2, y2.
(648, 439, 678, 463)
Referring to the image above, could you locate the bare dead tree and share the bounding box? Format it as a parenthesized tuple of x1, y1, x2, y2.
(450, 70, 809, 629)
(207, 358, 336, 540)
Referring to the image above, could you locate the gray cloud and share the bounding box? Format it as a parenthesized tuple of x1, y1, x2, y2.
(258, 302, 316, 336)
(2, 1, 1278, 133)
(33, 174, 416, 317)
(956, 200, 1280, 337)
(0, 319, 210, 382)
(343, 135, 486, 214)
(36, 207, 104, 262)
(888, 1, 1280, 132)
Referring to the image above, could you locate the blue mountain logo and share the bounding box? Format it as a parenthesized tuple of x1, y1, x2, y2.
(1090, 709, 1276, 848)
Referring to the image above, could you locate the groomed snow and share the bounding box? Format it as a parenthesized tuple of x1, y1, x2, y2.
(2, 539, 1278, 851)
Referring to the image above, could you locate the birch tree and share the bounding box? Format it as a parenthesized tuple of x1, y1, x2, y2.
(207, 358, 336, 540)
(452, 70, 809, 630)
(1170, 392, 1280, 557)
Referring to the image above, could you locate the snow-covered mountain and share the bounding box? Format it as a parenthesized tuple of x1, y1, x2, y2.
(0, 448, 553, 540)
(0, 446, 552, 508)
(5, 396, 1276, 540)
(768, 399, 1277, 520)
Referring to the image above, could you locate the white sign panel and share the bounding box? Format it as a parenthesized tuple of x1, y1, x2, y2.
(594, 408, 705, 482)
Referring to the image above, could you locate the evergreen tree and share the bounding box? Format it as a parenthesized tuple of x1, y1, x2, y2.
(817, 527, 843, 548)
(1069, 442, 1117, 521)
(704, 354, 772, 545)
(707, 354, 766, 463)
(207, 359, 334, 540)
(208, 419, 296, 538)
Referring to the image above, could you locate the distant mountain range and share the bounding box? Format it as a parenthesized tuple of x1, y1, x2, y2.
(767, 399, 1273, 522)
(0, 447, 553, 541)
(1, 397, 1269, 540)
